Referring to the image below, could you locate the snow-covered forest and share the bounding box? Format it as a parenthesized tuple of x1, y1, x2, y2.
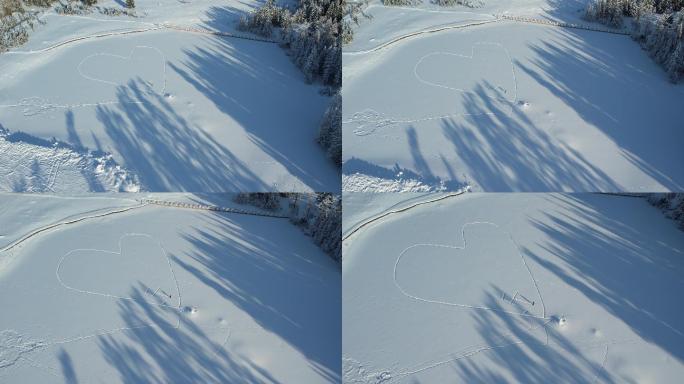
(585, 0, 684, 81)
(238, 0, 342, 87)
(237, 0, 343, 165)
(235, 192, 342, 262)
(647, 193, 684, 228)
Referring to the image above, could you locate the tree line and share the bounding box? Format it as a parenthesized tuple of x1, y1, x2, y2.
(234, 193, 342, 263)
(585, 0, 684, 81)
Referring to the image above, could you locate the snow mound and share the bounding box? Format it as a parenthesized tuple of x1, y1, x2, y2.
(343, 172, 450, 193)
(0, 131, 140, 193)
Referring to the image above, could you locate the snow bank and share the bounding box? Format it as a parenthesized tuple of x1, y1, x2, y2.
(0, 129, 140, 193)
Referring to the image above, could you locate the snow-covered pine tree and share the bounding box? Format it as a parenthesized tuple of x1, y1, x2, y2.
(646, 193, 684, 229)
(318, 93, 341, 165)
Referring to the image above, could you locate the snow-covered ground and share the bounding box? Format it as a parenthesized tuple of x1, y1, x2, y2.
(0, 0, 339, 193)
(0, 193, 340, 383)
(343, 0, 684, 192)
(343, 193, 684, 383)
(0, 129, 139, 192)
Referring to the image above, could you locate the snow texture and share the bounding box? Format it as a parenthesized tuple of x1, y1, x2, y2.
(343, 192, 684, 383)
(0, 193, 341, 383)
(343, 0, 684, 192)
(0, 0, 339, 193)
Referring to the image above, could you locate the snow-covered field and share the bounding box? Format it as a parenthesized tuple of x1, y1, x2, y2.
(0, 0, 339, 193)
(343, 193, 684, 383)
(343, 0, 684, 192)
(0, 193, 341, 383)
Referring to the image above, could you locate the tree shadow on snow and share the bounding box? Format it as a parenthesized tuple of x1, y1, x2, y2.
(522, 194, 684, 363)
(172, 6, 338, 191)
(512, 14, 684, 189)
(448, 288, 619, 383)
(97, 284, 283, 384)
(397, 195, 684, 383)
(94, 5, 339, 192)
(95, 78, 269, 192)
(167, 211, 341, 382)
(84, 208, 339, 383)
(427, 7, 684, 191)
(441, 81, 622, 191)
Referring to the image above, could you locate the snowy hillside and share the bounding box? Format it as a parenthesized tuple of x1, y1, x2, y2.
(342, 0, 684, 192)
(0, 193, 341, 383)
(343, 193, 684, 383)
(0, 0, 340, 193)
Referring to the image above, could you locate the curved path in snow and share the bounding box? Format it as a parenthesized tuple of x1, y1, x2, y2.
(342, 191, 468, 242)
(1, 198, 287, 254)
(343, 11, 629, 56)
(393, 221, 548, 320)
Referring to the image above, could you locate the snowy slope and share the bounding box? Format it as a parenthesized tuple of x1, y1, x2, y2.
(0, 0, 339, 192)
(0, 194, 340, 383)
(343, 0, 684, 192)
(343, 193, 684, 383)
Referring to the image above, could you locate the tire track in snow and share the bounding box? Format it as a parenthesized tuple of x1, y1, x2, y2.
(0, 203, 148, 253)
(345, 41, 519, 137)
(2, 22, 277, 56)
(391, 317, 555, 380)
(76, 45, 168, 95)
(343, 18, 501, 56)
(343, 12, 629, 56)
(342, 191, 468, 242)
(55, 233, 181, 312)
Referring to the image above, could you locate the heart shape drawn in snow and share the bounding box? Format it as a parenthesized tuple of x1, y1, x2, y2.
(77, 46, 166, 94)
(56, 233, 179, 307)
(413, 42, 517, 103)
(393, 222, 543, 318)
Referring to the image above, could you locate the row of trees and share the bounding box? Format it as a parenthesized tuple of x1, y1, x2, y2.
(234, 193, 342, 263)
(382, 0, 483, 7)
(585, 0, 684, 81)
